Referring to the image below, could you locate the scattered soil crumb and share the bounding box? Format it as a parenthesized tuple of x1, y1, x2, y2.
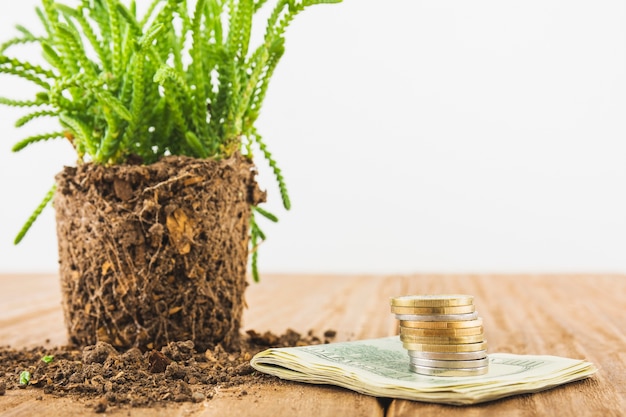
(94, 397, 108, 413)
(0, 328, 336, 411)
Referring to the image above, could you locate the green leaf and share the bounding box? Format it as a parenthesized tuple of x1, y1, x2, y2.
(304, 0, 342, 4)
(140, 24, 165, 50)
(35, 6, 51, 35)
(106, 0, 124, 75)
(41, 42, 64, 70)
(251, 250, 260, 283)
(189, 0, 209, 141)
(184, 131, 208, 158)
(42, 0, 80, 76)
(41, 355, 54, 364)
(0, 97, 47, 108)
(19, 371, 31, 386)
(228, 0, 254, 58)
(14, 185, 56, 245)
(15, 110, 58, 128)
(15, 25, 35, 38)
(56, 4, 112, 73)
(0, 55, 57, 78)
(254, 0, 270, 12)
(0, 66, 51, 89)
(60, 113, 96, 157)
(250, 212, 263, 283)
(0, 36, 39, 53)
(12, 132, 65, 152)
(93, 89, 132, 122)
(154, 65, 196, 137)
(153, 66, 192, 98)
(253, 131, 291, 210)
(253, 206, 279, 222)
(55, 23, 99, 78)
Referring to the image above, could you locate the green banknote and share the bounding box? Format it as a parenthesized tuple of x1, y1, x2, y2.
(250, 336, 596, 405)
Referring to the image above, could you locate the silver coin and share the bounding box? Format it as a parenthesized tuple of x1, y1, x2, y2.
(407, 349, 488, 361)
(409, 364, 489, 377)
(395, 311, 478, 322)
(410, 357, 489, 369)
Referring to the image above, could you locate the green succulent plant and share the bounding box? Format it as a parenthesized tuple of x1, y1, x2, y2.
(0, 0, 341, 281)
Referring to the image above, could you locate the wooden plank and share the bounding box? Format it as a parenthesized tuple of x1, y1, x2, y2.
(0, 274, 66, 348)
(0, 383, 384, 417)
(385, 274, 626, 417)
(200, 381, 384, 417)
(0, 389, 209, 416)
(243, 274, 400, 340)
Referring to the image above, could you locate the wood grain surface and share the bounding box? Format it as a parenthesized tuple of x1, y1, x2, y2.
(0, 273, 624, 416)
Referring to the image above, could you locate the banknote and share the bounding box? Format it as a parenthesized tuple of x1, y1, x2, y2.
(250, 336, 597, 405)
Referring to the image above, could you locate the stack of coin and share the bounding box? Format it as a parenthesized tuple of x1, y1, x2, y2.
(390, 294, 489, 377)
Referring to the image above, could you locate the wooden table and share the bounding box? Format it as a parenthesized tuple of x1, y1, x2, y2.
(1, 273, 624, 416)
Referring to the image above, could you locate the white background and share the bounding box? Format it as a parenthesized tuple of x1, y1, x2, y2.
(1, 0, 625, 274)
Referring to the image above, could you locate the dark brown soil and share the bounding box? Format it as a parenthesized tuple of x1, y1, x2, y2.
(0, 329, 335, 413)
(54, 153, 266, 351)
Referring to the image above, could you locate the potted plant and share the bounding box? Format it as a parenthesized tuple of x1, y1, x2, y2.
(0, 0, 341, 351)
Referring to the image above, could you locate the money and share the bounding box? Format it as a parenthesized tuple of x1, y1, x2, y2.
(400, 333, 486, 345)
(399, 325, 484, 337)
(391, 304, 476, 315)
(390, 294, 488, 376)
(400, 317, 483, 329)
(389, 294, 474, 307)
(407, 349, 488, 361)
(409, 364, 490, 377)
(250, 337, 598, 405)
(410, 357, 489, 369)
(395, 312, 478, 321)
(402, 341, 489, 352)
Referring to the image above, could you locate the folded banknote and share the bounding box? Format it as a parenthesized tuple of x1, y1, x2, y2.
(250, 336, 597, 405)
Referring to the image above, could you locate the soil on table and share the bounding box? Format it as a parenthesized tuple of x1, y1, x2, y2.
(0, 328, 337, 413)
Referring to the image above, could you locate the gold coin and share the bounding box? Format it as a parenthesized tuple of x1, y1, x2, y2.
(395, 312, 478, 322)
(409, 357, 489, 369)
(400, 332, 485, 344)
(390, 294, 474, 308)
(399, 325, 484, 337)
(407, 349, 488, 361)
(400, 318, 483, 329)
(391, 304, 476, 315)
(402, 341, 488, 352)
(409, 364, 489, 377)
